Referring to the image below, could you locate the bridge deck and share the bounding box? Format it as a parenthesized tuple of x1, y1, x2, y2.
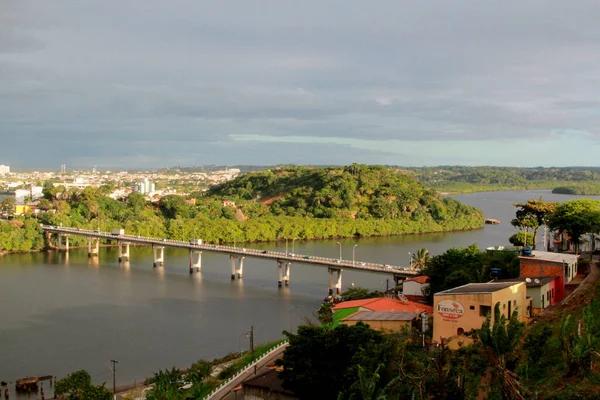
(41, 225, 418, 277)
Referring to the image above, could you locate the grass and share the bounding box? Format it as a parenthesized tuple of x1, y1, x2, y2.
(332, 307, 360, 326)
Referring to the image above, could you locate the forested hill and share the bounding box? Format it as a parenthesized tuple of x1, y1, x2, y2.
(207, 165, 483, 227)
(408, 166, 600, 193)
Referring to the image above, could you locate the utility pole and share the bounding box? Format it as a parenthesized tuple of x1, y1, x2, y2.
(110, 359, 119, 395)
(250, 325, 255, 362)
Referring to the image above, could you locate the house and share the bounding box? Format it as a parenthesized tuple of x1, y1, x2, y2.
(342, 310, 420, 332)
(332, 297, 432, 314)
(242, 368, 297, 400)
(402, 275, 430, 301)
(222, 200, 236, 207)
(433, 282, 527, 349)
(333, 297, 433, 332)
(518, 250, 579, 303)
(497, 277, 559, 316)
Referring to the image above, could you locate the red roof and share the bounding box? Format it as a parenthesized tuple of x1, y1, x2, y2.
(333, 297, 432, 314)
(404, 275, 430, 284)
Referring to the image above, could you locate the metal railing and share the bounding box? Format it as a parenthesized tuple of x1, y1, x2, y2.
(202, 340, 289, 400)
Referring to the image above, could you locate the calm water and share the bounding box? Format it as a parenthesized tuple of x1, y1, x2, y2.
(0, 190, 598, 397)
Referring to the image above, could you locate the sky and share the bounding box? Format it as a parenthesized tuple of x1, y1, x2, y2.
(2, 1, 600, 170)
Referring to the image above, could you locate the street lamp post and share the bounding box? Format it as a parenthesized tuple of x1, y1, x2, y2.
(352, 244, 358, 265)
(232, 231, 236, 248)
(292, 238, 298, 254)
(336, 242, 342, 261)
(408, 252, 412, 266)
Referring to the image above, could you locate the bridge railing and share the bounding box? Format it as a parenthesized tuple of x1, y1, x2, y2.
(40, 225, 417, 274)
(202, 340, 289, 400)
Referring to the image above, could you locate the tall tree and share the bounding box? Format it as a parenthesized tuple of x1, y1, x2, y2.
(477, 303, 527, 399)
(411, 248, 430, 270)
(547, 199, 600, 253)
(512, 197, 556, 249)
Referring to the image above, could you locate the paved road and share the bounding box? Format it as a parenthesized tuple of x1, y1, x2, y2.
(213, 345, 288, 400)
(42, 225, 419, 277)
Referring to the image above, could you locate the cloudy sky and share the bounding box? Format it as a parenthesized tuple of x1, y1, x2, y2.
(2, 1, 600, 169)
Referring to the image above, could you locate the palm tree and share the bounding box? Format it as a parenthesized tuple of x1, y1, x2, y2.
(411, 248, 430, 270)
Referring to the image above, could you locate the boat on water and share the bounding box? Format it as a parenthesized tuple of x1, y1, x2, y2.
(484, 218, 500, 224)
(15, 377, 39, 392)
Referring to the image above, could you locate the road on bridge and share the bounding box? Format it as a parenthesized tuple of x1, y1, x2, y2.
(41, 225, 419, 278)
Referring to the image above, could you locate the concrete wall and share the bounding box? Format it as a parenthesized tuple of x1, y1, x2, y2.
(520, 259, 577, 284)
(403, 281, 428, 297)
(433, 283, 527, 346)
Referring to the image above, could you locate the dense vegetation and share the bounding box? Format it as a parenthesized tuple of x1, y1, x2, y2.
(0, 165, 484, 252)
(552, 183, 600, 195)
(409, 166, 600, 194)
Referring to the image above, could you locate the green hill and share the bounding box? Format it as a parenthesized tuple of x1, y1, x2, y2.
(206, 164, 484, 237)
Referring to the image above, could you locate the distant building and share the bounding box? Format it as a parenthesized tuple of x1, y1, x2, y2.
(402, 275, 430, 302)
(222, 199, 236, 207)
(131, 178, 155, 194)
(518, 250, 579, 303)
(0, 165, 9, 175)
(433, 281, 527, 349)
(498, 277, 559, 316)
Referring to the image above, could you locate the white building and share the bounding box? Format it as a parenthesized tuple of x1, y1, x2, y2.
(132, 178, 155, 194)
(0, 165, 10, 175)
(402, 275, 430, 301)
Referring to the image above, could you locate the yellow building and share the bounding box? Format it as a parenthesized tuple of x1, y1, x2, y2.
(433, 282, 527, 349)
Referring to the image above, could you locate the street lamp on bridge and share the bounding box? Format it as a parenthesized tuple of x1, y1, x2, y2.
(336, 242, 342, 261)
(352, 244, 358, 265)
(292, 238, 298, 253)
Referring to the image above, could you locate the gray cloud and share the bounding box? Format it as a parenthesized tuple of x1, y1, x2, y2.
(2, 0, 600, 168)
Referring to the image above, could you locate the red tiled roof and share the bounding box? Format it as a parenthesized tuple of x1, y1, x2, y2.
(404, 275, 430, 284)
(333, 297, 432, 314)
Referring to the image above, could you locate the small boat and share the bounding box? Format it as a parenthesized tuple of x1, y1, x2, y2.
(485, 218, 500, 225)
(15, 377, 39, 392)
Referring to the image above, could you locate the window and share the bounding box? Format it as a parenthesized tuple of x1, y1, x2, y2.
(469, 305, 475, 310)
(547, 291, 550, 302)
(552, 288, 554, 299)
(457, 328, 464, 336)
(479, 305, 491, 317)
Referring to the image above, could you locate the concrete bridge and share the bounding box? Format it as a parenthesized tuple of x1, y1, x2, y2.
(41, 225, 419, 294)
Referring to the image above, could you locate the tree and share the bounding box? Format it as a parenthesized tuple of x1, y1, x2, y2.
(277, 324, 393, 399)
(1, 197, 16, 215)
(126, 192, 147, 215)
(547, 199, 600, 253)
(512, 198, 556, 249)
(411, 248, 430, 270)
(477, 303, 528, 399)
(54, 370, 112, 400)
(509, 232, 534, 247)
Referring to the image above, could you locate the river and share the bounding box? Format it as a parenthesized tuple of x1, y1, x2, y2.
(0, 190, 597, 397)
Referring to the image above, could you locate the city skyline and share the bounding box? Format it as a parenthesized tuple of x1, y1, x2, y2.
(2, 1, 600, 168)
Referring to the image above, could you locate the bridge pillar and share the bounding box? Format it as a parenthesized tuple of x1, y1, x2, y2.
(230, 255, 245, 280)
(328, 268, 342, 295)
(88, 238, 99, 257)
(278, 261, 284, 287)
(118, 242, 130, 262)
(189, 250, 202, 274)
(284, 262, 291, 286)
(153, 245, 164, 267)
(58, 234, 69, 252)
